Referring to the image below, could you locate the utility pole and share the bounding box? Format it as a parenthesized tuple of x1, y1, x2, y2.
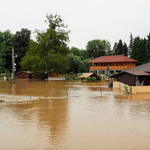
(12, 47, 16, 83)
(92, 57, 94, 73)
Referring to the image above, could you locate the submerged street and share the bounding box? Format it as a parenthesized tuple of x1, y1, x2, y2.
(0, 80, 150, 150)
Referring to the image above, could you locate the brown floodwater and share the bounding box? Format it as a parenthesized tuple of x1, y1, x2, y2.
(0, 79, 150, 150)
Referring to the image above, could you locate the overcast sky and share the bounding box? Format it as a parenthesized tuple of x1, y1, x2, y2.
(1, 0, 150, 49)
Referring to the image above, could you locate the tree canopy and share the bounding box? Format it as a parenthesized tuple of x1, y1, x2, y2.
(130, 36, 147, 65)
(12, 28, 31, 71)
(86, 39, 111, 58)
(2, 14, 150, 75)
(113, 39, 128, 56)
(0, 30, 13, 73)
(21, 14, 70, 78)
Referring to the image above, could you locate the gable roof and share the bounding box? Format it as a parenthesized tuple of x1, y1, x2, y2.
(79, 73, 99, 78)
(16, 71, 31, 74)
(87, 55, 138, 63)
(110, 71, 150, 78)
(126, 71, 150, 76)
(128, 62, 150, 72)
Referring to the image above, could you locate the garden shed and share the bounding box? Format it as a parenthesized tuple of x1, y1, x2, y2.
(79, 73, 99, 83)
(110, 71, 150, 86)
(17, 71, 31, 79)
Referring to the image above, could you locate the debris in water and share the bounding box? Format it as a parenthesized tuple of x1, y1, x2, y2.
(0, 100, 5, 102)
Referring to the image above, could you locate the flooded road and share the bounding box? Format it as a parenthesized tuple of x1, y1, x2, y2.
(0, 80, 150, 150)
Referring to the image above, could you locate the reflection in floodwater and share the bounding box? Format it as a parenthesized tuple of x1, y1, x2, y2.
(0, 80, 150, 149)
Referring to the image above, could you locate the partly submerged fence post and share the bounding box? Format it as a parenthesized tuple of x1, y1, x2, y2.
(130, 86, 132, 95)
(30, 94, 31, 99)
(100, 86, 102, 96)
(66, 90, 68, 97)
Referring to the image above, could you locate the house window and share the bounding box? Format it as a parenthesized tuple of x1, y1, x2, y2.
(101, 70, 105, 74)
(94, 70, 97, 74)
(94, 63, 97, 66)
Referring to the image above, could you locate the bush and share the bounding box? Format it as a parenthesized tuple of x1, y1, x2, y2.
(97, 74, 101, 80)
(87, 77, 96, 81)
(78, 73, 84, 76)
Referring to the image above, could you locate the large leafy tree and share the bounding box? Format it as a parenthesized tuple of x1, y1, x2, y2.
(82, 58, 92, 72)
(71, 46, 88, 60)
(0, 30, 13, 73)
(67, 53, 83, 73)
(102, 40, 111, 55)
(86, 39, 106, 58)
(69, 47, 90, 72)
(12, 28, 31, 72)
(21, 14, 70, 78)
(71, 47, 80, 56)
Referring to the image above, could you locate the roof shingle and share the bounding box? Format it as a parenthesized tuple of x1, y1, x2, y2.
(128, 62, 150, 72)
(87, 55, 138, 63)
(79, 73, 99, 78)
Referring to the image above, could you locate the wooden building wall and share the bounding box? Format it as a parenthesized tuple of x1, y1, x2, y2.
(90, 62, 136, 70)
(18, 73, 30, 79)
(116, 73, 150, 86)
(116, 73, 136, 86)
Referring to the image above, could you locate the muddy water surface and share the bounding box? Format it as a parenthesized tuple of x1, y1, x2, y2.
(0, 80, 150, 150)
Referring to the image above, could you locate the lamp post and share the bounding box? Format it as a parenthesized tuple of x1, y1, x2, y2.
(12, 47, 16, 83)
(92, 57, 94, 73)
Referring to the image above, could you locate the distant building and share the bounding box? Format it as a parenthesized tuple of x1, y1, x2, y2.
(87, 55, 138, 74)
(17, 71, 31, 79)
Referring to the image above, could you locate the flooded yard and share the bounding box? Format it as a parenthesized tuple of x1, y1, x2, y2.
(0, 80, 150, 150)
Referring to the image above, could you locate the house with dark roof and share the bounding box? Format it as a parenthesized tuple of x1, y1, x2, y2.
(87, 55, 138, 74)
(110, 71, 150, 86)
(128, 62, 150, 73)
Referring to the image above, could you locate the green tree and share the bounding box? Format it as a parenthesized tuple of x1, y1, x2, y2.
(67, 53, 83, 73)
(0, 30, 13, 73)
(115, 39, 123, 55)
(122, 42, 128, 56)
(113, 40, 128, 56)
(145, 33, 150, 63)
(79, 49, 89, 60)
(71, 47, 80, 56)
(12, 28, 31, 72)
(82, 58, 92, 72)
(71, 47, 89, 60)
(86, 39, 105, 58)
(102, 39, 112, 55)
(131, 36, 146, 65)
(130, 36, 140, 62)
(128, 32, 134, 56)
(113, 42, 117, 55)
(21, 14, 70, 78)
(0, 42, 6, 73)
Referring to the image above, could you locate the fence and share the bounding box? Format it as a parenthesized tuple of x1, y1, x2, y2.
(113, 81, 150, 94)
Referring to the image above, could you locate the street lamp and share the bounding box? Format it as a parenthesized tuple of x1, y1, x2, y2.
(12, 48, 16, 83)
